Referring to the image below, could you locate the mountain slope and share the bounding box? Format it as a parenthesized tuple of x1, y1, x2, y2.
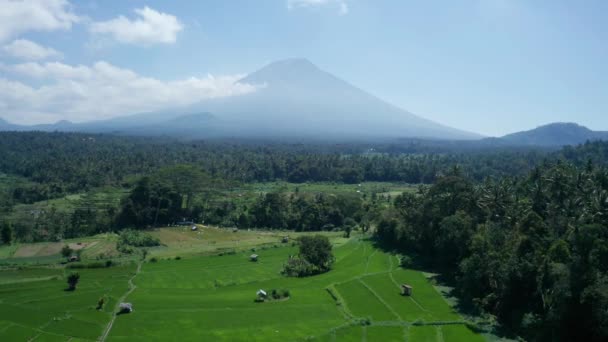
(187, 58, 480, 140)
(498, 122, 608, 146)
(0, 58, 480, 140)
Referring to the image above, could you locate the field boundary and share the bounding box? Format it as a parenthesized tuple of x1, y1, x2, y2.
(358, 278, 402, 321)
(99, 261, 142, 341)
(327, 285, 355, 319)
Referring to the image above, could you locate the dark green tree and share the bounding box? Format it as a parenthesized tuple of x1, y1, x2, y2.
(67, 272, 80, 291)
(1, 222, 13, 245)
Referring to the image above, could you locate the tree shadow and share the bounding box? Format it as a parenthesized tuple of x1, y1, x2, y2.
(370, 237, 519, 341)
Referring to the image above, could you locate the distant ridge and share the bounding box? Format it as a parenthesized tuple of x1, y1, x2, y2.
(495, 122, 608, 146)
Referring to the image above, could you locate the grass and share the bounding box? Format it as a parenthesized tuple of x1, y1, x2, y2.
(0, 230, 485, 341)
(409, 325, 440, 342)
(442, 324, 487, 342)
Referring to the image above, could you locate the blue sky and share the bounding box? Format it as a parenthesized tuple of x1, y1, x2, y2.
(1, 0, 607, 136)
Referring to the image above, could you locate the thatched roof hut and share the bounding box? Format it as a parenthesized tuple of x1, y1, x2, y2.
(401, 284, 413, 296)
(119, 302, 133, 313)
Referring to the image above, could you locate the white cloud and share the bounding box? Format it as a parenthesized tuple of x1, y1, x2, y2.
(0, 61, 259, 124)
(90, 6, 183, 45)
(0, 0, 80, 42)
(2, 39, 62, 60)
(287, 0, 349, 15)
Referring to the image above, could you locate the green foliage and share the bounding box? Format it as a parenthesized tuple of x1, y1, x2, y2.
(67, 261, 114, 269)
(66, 272, 80, 291)
(283, 235, 334, 277)
(97, 297, 105, 310)
(119, 230, 160, 247)
(375, 161, 608, 341)
(1, 222, 13, 245)
(116, 230, 159, 254)
(60, 245, 73, 258)
(397, 254, 412, 268)
(298, 235, 333, 269)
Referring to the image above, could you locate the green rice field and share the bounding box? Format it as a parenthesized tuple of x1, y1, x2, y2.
(0, 230, 485, 341)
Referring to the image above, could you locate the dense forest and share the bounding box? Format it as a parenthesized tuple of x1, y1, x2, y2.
(1, 132, 608, 341)
(0, 132, 551, 195)
(376, 161, 608, 341)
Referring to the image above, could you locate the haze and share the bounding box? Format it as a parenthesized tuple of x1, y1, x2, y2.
(1, 0, 608, 136)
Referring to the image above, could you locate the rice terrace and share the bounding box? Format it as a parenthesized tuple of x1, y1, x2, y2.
(0, 226, 487, 341)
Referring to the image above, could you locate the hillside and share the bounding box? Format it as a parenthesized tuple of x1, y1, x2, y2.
(497, 122, 608, 146)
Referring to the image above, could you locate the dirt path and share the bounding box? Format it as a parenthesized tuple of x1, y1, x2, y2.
(99, 261, 142, 342)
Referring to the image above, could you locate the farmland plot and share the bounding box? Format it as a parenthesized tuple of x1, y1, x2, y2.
(0, 236, 485, 341)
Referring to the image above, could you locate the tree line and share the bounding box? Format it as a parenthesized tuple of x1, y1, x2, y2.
(375, 161, 608, 341)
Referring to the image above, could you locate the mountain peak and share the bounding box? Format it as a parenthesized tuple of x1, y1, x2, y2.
(499, 122, 607, 146)
(241, 58, 324, 85)
(264, 58, 317, 69)
(535, 122, 590, 131)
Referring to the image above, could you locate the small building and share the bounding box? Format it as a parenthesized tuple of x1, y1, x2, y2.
(281, 236, 289, 243)
(191, 225, 197, 231)
(233, 228, 239, 233)
(176, 219, 194, 226)
(401, 284, 413, 296)
(68, 255, 79, 262)
(119, 302, 133, 313)
(250, 254, 258, 262)
(256, 289, 267, 298)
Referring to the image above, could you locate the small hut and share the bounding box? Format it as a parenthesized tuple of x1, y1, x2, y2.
(281, 236, 289, 243)
(401, 284, 413, 296)
(256, 289, 267, 298)
(68, 255, 79, 262)
(119, 302, 133, 313)
(250, 254, 258, 262)
(191, 225, 197, 231)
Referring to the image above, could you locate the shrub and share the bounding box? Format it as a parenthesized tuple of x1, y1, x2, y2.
(283, 235, 334, 277)
(67, 261, 112, 269)
(398, 254, 413, 268)
(61, 245, 73, 258)
(255, 288, 290, 303)
(96, 297, 105, 310)
(149, 257, 158, 263)
(175, 256, 181, 260)
(67, 272, 80, 291)
(119, 230, 160, 247)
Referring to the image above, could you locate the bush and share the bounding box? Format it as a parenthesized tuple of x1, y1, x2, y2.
(118, 230, 160, 249)
(149, 257, 158, 263)
(398, 254, 413, 268)
(67, 261, 113, 269)
(61, 245, 73, 258)
(175, 256, 181, 260)
(97, 297, 105, 310)
(67, 272, 80, 291)
(255, 288, 290, 303)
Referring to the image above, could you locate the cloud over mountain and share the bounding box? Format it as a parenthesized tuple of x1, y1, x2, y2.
(0, 61, 258, 124)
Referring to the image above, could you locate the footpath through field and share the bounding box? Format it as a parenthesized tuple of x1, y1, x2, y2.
(99, 261, 142, 341)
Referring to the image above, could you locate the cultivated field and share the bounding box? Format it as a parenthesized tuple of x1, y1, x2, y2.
(0, 229, 486, 341)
